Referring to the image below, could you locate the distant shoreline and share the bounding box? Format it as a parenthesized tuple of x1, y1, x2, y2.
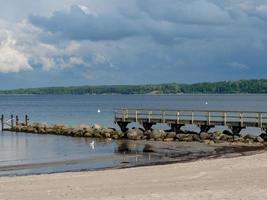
(0, 93, 267, 96)
(0, 79, 267, 95)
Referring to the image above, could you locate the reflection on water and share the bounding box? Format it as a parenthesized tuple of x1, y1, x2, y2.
(0, 131, 264, 176)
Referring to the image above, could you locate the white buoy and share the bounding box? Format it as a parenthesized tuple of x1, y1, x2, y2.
(97, 109, 101, 113)
(205, 101, 208, 105)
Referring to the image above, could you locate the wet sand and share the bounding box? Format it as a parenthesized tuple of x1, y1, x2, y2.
(0, 139, 265, 177)
(1, 149, 267, 200)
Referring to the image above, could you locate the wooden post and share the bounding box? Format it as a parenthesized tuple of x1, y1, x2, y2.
(240, 112, 244, 127)
(148, 111, 152, 123)
(11, 114, 14, 129)
(1, 114, 4, 131)
(16, 115, 19, 126)
(122, 109, 126, 122)
(176, 112, 180, 124)
(207, 112, 211, 125)
(25, 115, 29, 126)
(191, 112, 194, 124)
(224, 112, 227, 126)
(135, 111, 138, 122)
(258, 113, 262, 128)
(162, 111, 166, 123)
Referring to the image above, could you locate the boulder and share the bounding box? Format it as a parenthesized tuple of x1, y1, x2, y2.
(111, 131, 124, 139)
(243, 134, 257, 141)
(200, 132, 210, 140)
(255, 136, 264, 143)
(93, 124, 101, 130)
(176, 134, 194, 142)
(150, 129, 166, 140)
(73, 127, 84, 137)
(127, 128, 143, 140)
(259, 133, 267, 141)
(233, 135, 245, 143)
(165, 132, 176, 139)
(84, 129, 94, 137)
(192, 134, 201, 141)
(223, 130, 233, 136)
(15, 125, 22, 132)
(164, 138, 175, 142)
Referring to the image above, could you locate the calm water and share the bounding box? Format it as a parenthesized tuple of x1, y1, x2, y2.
(0, 94, 267, 176)
(0, 94, 267, 126)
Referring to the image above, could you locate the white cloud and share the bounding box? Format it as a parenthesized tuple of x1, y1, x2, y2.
(0, 30, 32, 73)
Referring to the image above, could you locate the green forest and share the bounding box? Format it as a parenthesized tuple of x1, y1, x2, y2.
(1, 79, 267, 95)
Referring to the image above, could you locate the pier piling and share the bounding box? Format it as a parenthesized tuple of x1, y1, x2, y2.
(1, 114, 3, 131)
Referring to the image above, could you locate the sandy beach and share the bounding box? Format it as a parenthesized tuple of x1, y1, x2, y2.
(0, 152, 267, 200)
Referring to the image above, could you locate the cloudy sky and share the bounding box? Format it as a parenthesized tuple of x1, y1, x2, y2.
(0, 0, 267, 89)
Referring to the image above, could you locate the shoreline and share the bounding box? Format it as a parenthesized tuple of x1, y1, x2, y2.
(0, 140, 265, 177)
(1, 150, 267, 199)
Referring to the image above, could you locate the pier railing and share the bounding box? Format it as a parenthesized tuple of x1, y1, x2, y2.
(114, 108, 267, 129)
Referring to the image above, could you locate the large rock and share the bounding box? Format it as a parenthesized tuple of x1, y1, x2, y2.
(93, 124, 101, 130)
(150, 129, 166, 140)
(243, 134, 257, 140)
(259, 133, 267, 141)
(200, 132, 210, 140)
(223, 130, 233, 136)
(255, 136, 264, 143)
(100, 128, 116, 138)
(127, 128, 143, 140)
(111, 131, 124, 139)
(233, 135, 245, 143)
(165, 132, 176, 139)
(176, 134, 194, 142)
(73, 127, 84, 137)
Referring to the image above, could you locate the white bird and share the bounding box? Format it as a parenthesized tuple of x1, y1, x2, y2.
(205, 101, 208, 105)
(97, 109, 101, 113)
(90, 140, 95, 150)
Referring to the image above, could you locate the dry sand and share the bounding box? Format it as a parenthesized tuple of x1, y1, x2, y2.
(1, 152, 267, 200)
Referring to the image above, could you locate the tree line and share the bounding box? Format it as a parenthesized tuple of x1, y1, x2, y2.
(0, 79, 267, 95)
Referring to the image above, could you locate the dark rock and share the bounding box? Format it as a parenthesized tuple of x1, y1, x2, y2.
(143, 144, 155, 152)
(223, 130, 233, 136)
(259, 133, 267, 141)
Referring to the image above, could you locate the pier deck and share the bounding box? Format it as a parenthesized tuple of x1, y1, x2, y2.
(114, 108, 267, 134)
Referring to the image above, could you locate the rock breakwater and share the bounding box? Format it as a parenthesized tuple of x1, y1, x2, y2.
(5, 123, 267, 145)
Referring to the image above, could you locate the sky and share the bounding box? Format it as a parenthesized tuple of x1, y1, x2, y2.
(0, 0, 267, 89)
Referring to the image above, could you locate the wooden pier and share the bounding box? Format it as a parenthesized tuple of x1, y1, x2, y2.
(114, 108, 267, 134)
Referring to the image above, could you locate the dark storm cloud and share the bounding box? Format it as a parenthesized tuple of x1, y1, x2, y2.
(29, 5, 144, 41)
(29, 1, 238, 43)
